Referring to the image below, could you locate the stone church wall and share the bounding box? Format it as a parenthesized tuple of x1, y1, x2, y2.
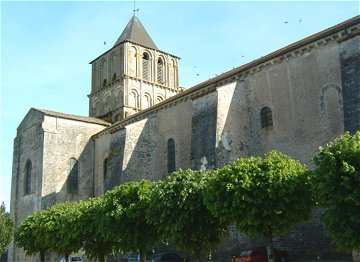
(41, 115, 106, 206)
(94, 98, 194, 195)
(214, 34, 348, 259)
(89, 82, 124, 120)
(9, 112, 107, 262)
(91, 30, 358, 259)
(216, 38, 344, 167)
(8, 111, 44, 262)
(341, 35, 360, 134)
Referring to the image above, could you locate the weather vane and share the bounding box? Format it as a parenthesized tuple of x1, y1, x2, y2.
(133, 0, 140, 15)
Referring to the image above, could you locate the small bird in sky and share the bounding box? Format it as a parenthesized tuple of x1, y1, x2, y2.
(299, 19, 303, 23)
(284, 21, 289, 24)
(104, 41, 107, 45)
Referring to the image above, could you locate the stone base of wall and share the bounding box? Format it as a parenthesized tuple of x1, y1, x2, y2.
(353, 250, 360, 262)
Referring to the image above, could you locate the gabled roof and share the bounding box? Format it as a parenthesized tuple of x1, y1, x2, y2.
(114, 15, 158, 49)
(32, 108, 111, 126)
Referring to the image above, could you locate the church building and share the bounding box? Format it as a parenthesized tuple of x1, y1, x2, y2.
(9, 14, 360, 261)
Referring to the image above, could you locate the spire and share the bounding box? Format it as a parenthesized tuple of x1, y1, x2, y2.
(114, 15, 158, 49)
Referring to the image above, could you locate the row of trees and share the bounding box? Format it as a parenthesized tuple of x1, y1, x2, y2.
(14, 132, 360, 262)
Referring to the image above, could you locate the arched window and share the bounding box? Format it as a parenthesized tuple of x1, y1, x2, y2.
(143, 93, 152, 109)
(157, 57, 165, 84)
(167, 138, 176, 174)
(156, 96, 164, 103)
(142, 52, 150, 81)
(67, 158, 79, 194)
(260, 107, 273, 128)
(24, 160, 32, 195)
(129, 89, 140, 109)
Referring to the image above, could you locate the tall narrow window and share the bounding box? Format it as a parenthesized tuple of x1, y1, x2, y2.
(143, 93, 152, 109)
(103, 158, 108, 181)
(142, 52, 150, 81)
(260, 107, 273, 128)
(129, 89, 140, 109)
(172, 59, 177, 87)
(68, 158, 79, 194)
(157, 57, 165, 84)
(24, 160, 32, 195)
(167, 138, 176, 173)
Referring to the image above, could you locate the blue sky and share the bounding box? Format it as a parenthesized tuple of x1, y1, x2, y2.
(1, 1, 359, 210)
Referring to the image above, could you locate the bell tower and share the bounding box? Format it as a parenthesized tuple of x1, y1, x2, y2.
(88, 15, 182, 123)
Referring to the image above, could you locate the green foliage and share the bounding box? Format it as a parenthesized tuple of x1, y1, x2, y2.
(76, 197, 117, 262)
(15, 202, 82, 258)
(148, 170, 228, 259)
(204, 150, 313, 239)
(313, 131, 360, 250)
(43, 202, 83, 256)
(15, 209, 50, 256)
(0, 203, 13, 254)
(104, 180, 158, 259)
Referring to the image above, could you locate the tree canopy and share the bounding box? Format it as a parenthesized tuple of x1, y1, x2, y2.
(313, 131, 360, 250)
(15, 209, 50, 261)
(204, 150, 313, 243)
(0, 203, 13, 255)
(76, 197, 118, 262)
(15, 202, 83, 261)
(104, 180, 158, 261)
(148, 169, 228, 261)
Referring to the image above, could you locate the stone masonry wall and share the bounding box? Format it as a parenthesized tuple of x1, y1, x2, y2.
(341, 35, 360, 134)
(94, 99, 193, 195)
(41, 115, 107, 205)
(91, 31, 356, 260)
(9, 110, 44, 262)
(214, 35, 347, 260)
(191, 92, 218, 170)
(9, 111, 107, 262)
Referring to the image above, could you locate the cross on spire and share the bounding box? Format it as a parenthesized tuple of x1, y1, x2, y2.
(133, 0, 139, 15)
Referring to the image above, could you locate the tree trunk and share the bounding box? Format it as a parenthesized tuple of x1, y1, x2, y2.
(194, 248, 206, 262)
(353, 250, 360, 262)
(140, 250, 147, 262)
(65, 254, 70, 262)
(266, 232, 275, 262)
(39, 251, 45, 262)
(98, 253, 106, 262)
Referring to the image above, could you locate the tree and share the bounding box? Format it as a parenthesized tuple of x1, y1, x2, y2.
(147, 170, 228, 261)
(104, 180, 158, 262)
(313, 132, 360, 254)
(15, 209, 50, 262)
(77, 197, 120, 262)
(15, 202, 82, 262)
(204, 151, 313, 262)
(0, 203, 13, 255)
(43, 202, 83, 261)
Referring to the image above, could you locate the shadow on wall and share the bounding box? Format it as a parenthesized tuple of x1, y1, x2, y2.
(214, 68, 344, 259)
(41, 139, 96, 210)
(103, 113, 161, 192)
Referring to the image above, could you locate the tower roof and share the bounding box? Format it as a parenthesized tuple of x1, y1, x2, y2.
(114, 15, 158, 49)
